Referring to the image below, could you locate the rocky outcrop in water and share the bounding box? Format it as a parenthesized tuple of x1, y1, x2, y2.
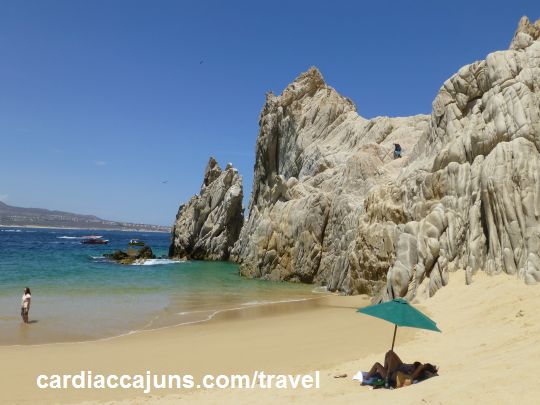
(105, 246, 155, 264)
(231, 16, 540, 298)
(169, 157, 244, 260)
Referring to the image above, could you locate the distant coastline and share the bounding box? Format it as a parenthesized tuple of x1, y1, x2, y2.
(0, 224, 170, 233)
(0, 201, 170, 233)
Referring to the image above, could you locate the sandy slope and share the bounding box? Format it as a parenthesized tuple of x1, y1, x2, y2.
(92, 272, 540, 405)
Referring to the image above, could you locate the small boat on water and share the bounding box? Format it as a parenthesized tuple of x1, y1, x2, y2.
(128, 239, 145, 246)
(81, 236, 109, 245)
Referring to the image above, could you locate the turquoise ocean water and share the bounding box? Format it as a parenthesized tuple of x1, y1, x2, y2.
(0, 227, 319, 345)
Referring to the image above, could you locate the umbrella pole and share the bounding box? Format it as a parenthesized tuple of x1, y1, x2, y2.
(390, 324, 397, 351)
(384, 324, 399, 388)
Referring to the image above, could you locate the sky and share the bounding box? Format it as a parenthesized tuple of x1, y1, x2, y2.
(0, 0, 537, 226)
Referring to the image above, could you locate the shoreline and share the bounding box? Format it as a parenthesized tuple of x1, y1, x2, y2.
(0, 295, 330, 348)
(0, 293, 402, 404)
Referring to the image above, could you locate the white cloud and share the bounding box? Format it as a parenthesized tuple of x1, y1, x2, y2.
(94, 160, 106, 166)
(0, 194, 8, 202)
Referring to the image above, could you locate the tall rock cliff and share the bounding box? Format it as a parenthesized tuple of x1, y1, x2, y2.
(230, 68, 430, 294)
(381, 15, 540, 300)
(169, 157, 244, 260)
(232, 16, 540, 298)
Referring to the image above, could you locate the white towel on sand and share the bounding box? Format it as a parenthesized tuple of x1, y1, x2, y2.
(352, 371, 377, 384)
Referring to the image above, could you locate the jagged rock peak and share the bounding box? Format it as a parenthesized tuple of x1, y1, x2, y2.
(510, 15, 540, 50)
(265, 66, 329, 108)
(203, 156, 222, 186)
(232, 64, 429, 292)
(169, 158, 244, 261)
(290, 66, 326, 90)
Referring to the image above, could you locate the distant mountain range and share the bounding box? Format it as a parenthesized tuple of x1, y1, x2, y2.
(0, 201, 170, 232)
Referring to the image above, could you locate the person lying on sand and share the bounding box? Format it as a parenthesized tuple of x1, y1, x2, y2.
(395, 362, 438, 388)
(366, 350, 438, 387)
(366, 350, 403, 380)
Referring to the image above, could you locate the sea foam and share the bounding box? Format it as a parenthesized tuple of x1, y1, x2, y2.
(131, 258, 185, 266)
(58, 236, 99, 239)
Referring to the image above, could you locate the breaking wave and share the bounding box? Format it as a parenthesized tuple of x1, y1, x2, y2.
(131, 258, 185, 266)
(58, 236, 101, 239)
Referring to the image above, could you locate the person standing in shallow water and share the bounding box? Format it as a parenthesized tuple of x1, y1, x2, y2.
(21, 287, 31, 323)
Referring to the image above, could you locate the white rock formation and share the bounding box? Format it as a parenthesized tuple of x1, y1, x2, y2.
(382, 15, 540, 299)
(510, 16, 540, 50)
(169, 157, 244, 260)
(232, 16, 540, 298)
(230, 67, 430, 293)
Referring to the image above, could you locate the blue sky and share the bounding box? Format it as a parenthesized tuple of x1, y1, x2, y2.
(0, 1, 537, 225)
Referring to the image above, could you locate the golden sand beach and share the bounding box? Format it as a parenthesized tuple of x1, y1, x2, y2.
(1, 272, 538, 404)
(0, 294, 393, 404)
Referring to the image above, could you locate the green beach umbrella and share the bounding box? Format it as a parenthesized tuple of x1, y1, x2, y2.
(357, 298, 441, 351)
